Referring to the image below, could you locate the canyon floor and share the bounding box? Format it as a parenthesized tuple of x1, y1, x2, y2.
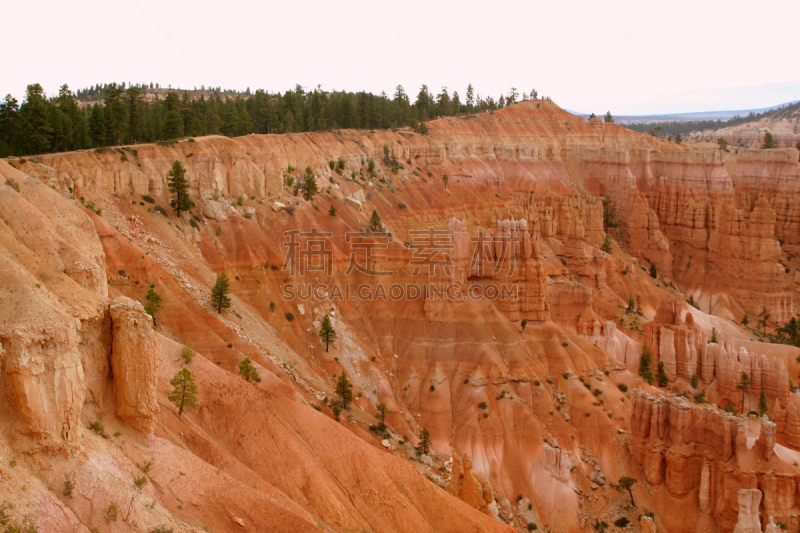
(2, 99, 800, 532)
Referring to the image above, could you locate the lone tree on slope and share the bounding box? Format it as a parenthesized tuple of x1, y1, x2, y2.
(758, 390, 768, 416)
(238, 357, 261, 383)
(301, 167, 318, 201)
(638, 346, 654, 384)
(336, 371, 353, 409)
(416, 428, 432, 455)
(617, 476, 638, 507)
(376, 402, 388, 430)
(318, 314, 337, 352)
(167, 368, 197, 418)
(143, 288, 162, 326)
(762, 131, 777, 149)
(656, 361, 668, 387)
(167, 160, 193, 216)
(210, 272, 232, 313)
(369, 209, 383, 232)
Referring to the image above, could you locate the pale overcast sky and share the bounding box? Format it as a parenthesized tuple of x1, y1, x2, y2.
(3, 0, 799, 115)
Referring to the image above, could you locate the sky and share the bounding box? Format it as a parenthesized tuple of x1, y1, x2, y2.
(3, 0, 799, 115)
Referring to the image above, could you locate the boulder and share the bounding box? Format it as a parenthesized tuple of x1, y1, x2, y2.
(203, 199, 228, 222)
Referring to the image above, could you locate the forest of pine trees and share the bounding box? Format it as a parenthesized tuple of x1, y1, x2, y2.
(0, 82, 540, 157)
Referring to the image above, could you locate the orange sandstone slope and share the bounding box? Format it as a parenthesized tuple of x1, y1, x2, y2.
(1, 99, 800, 532)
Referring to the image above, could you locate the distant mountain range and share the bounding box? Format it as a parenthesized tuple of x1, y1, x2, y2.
(569, 80, 800, 121)
(569, 100, 800, 125)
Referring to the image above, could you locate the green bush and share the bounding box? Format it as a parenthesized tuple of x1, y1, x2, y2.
(88, 417, 109, 439)
(154, 206, 167, 216)
(285, 312, 295, 322)
(181, 345, 195, 364)
(106, 501, 119, 521)
(141, 195, 155, 203)
(617, 383, 628, 392)
(63, 473, 75, 497)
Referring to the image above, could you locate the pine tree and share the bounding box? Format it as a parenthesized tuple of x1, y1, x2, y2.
(167, 368, 197, 418)
(416, 428, 432, 455)
(318, 314, 337, 352)
(103, 83, 126, 146)
(600, 235, 613, 253)
(762, 131, 776, 149)
(369, 209, 383, 231)
(442, 174, 449, 189)
(328, 205, 337, 217)
(20, 83, 53, 154)
(167, 160, 193, 215)
(602, 195, 617, 229)
(89, 104, 106, 147)
(143, 288, 162, 326)
(758, 390, 768, 416)
(301, 167, 318, 201)
(617, 477, 637, 506)
(649, 263, 658, 278)
(210, 272, 232, 313)
(521, 319, 528, 332)
(126, 86, 143, 143)
(758, 305, 771, 334)
(710, 328, 718, 343)
(739, 371, 751, 412)
(0, 94, 20, 156)
(604, 111, 614, 123)
(163, 92, 184, 139)
(336, 371, 353, 409)
(376, 402, 388, 430)
(656, 361, 668, 387)
(638, 347, 654, 384)
(238, 357, 261, 383)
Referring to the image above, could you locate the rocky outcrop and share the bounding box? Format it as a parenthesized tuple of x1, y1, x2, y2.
(563, 217, 606, 289)
(0, 320, 87, 451)
(628, 390, 798, 532)
(0, 163, 110, 452)
(709, 336, 790, 411)
(424, 217, 549, 322)
(785, 391, 800, 449)
(642, 297, 703, 382)
(109, 297, 159, 433)
(708, 197, 790, 323)
(447, 454, 494, 515)
(732, 489, 762, 533)
(643, 297, 789, 412)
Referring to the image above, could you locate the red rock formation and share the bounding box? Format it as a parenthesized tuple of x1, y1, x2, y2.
(446, 454, 494, 515)
(628, 390, 799, 532)
(642, 297, 703, 381)
(109, 297, 159, 433)
(785, 391, 800, 448)
(732, 489, 762, 533)
(3, 100, 800, 532)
